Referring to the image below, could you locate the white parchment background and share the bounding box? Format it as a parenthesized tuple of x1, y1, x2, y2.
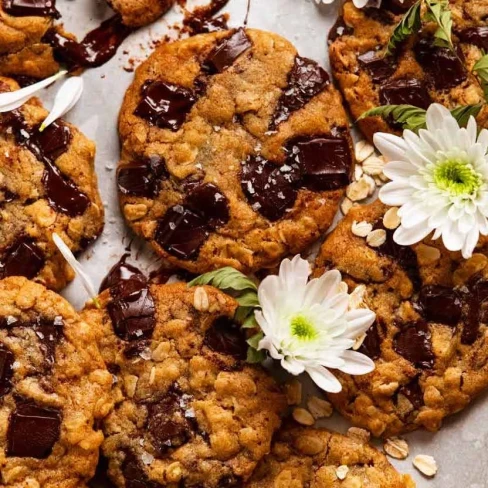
(35, 1, 488, 486)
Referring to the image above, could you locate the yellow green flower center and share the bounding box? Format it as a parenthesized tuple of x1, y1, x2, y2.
(290, 314, 318, 341)
(433, 160, 482, 197)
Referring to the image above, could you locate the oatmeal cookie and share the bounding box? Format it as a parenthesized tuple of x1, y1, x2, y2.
(314, 200, 488, 437)
(81, 277, 287, 488)
(329, 0, 488, 142)
(0, 277, 113, 488)
(247, 424, 415, 488)
(0, 77, 104, 291)
(107, 0, 174, 28)
(117, 28, 354, 275)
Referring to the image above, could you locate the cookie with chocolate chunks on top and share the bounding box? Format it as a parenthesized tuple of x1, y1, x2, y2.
(314, 200, 488, 437)
(0, 277, 113, 488)
(106, 0, 174, 27)
(328, 0, 488, 142)
(0, 77, 104, 291)
(118, 28, 354, 275)
(81, 281, 286, 488)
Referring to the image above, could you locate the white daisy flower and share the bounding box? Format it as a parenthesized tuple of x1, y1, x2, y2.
(255, 255, 376, 393)
(375, 103, 488, 259)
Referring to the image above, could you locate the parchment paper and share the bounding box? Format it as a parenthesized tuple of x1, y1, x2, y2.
(35, 1, 488, 486)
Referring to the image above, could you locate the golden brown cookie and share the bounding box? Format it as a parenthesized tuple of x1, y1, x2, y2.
(329, 0, 488, 142)
(314, 200, 488, 437)
(0, 277, 113, 488)
(107, 0, 174, 27)
(81, 278, 286, 488)
(0, 77, 104, 291)
(247, 424, 415, 488)
(117, 28, 355, 275)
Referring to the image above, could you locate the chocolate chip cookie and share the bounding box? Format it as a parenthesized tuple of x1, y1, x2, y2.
(118, 28, 354, 275)
(81, 277, 287, 487)
(0, 77, 104, 291)
(0, 277, 113, 487)
(314, 200, 488, 437)
(329, 0, 488, 142)
(0, 0, 60, 80)
(107, 0, 174, 27)
(247, 424, 415, 488)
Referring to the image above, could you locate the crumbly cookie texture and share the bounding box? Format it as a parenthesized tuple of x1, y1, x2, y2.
(246, 424, 416, 488)
(329, 0, 488, 142)
(0, 77, 104, 291)
(81, 281, 286, 488)
(118, 28, 354, 275)
(314, 200, 488, 437)
(107, 0, 174, 27)
(0, 3, 60, 80)
(0, 277, 114, 488)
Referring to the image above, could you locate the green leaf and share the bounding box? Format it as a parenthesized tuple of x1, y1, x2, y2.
(241, 312, 258, 329)
(235, 289, 260, 308)
(424, 0, 454, 49)
(246, 347, 267, 364)
(188, 267, 257, 293)
(235, 307, 255, 326)
(385, 1, 422, 56)
(359, 104, 428, 132)
(473, 53, 488, 101)
(247, 331, 264, 349)
(450, 104, 484, 128)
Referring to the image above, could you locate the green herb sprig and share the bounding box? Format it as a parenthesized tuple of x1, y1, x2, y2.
(386, 1, 422, 55)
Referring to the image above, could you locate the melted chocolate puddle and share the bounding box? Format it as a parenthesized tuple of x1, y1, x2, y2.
(117, 156, 168, 198)
(43, 15, 133, 69)
(99, 254, 146, 293)
(394, 320, 434, 369)
(0, 237, 45, 280)
(458, 27, 488, 51)
(2, 0, 60, 18)
(182, 0, 231, 36)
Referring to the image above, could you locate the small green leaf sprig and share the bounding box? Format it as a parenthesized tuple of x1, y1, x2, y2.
(188, 267, 266, 363)
(473, 53, 488, 101)
(386, 1, 422, 55)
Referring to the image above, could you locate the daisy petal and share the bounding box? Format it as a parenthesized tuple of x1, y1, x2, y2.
(373, 132, 408, 162)
(338, 350, 375, 375)
(394, 223, 433, 246)
(306, 366, 342, 393)
(379, 181, 414, 206)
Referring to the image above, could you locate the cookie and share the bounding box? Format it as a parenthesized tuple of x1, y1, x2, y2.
(0, 277, 113, 487)
(107, 0, 174, 27)
(247, 424, 415, 488)
(314, 200, 488, 437)
(329, 0, 488, 142)
(81, 277, 287, 487)
(0, 0, 60, 80)
(117, 28, 354, 275)
(0, 77, 104, 291)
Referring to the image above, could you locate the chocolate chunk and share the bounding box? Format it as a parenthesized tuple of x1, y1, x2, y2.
(328, 17, 353, 43)
(204, 317, 247, 360)
(100, 254, 147, 293)
(0, 238, 45, 280)
(2, 0, 60, 18)
(1, 188, 17, 204)
(123, 339, 150, 359)
(43, 16, 133, 69)
(0, 345, 14, 398)
(188, 14, 229, 34)
(7, 400, 61, 458)
(418, 286, 462, 326)
(414, 38, 467, 90)
(286, 136, 351, 191)
(359, 322, 382, 360)
(382, 0, 417, 14)
(117, 156, 168, 198)
(185, 183, 230, 228)
(154, 206, 209, 259)
(32, 316, 64, 364)
(462, 278, 488, 345)
(358, 51, 397, 83)
(147, 392, 193, 454)
(271, 57, 329, 129)
(458, 27, 488, 51)
(23, 121, 72, 162)
(122, 451, 164, 488)
(398, 377, 424, 410)
(218, 475, 243, 487)
(134, 80, 197, 131)
(108, 280, 156, 342)
(394, 321, 434, 368)
(379, 78, 431, 109)
(202, 28, 252, 74)
(240, 155, 299, 222)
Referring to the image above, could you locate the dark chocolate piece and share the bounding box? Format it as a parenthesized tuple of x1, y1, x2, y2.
(398, 377, 424, 409)
(108, 279, 156, 342)
(418, 285, 462, 326)
(358, 322, 382, 360)
(0, 237, 45, 280)
(32, 316, 64, 364)
(382, 0, 417, 14)
(0, 345, 14, 398)
(462, 278, 488, 345)
(458, 27, 488, 52)
(328, 17, 353, 43)
(182, 0, 230, 36)
(379, 78, 431, 109)
(202, 28, 252, 74)
(204, 317, 247, 360)
(185, 182, 230, 228)
(117, 156, 168, 198)
(394, 321, 434, 368)
(7, 400, 61, 458)
(271, 56, 329, 129)
(99, 254, 147, 293)
(122, 451, 164, 488)
(2, 0, 60, 18)
(358, 50, 397, 83)
(414, 38, 467, 90)
(134, 80, 197, 131)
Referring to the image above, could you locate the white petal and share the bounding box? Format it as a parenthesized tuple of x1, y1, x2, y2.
(52, 233, 99, 307)
(278, 255, 310, 293)
(425, 103, 452, 131)
(399, 203, 430, 229)
(303, 269, 341, 308)
(338, 350, 375, 375)
(40, 76, 84, 131)
(383, 161, 418, 180)
(306, 366, 342, 393)
(343, 309, 376, 339)
(462, 226, 480, 259)
(441, 220, 464, 252)
(353, 0, 370, 7)
(379, 181, 414, 206)
(0, 71, 67, 113)
(373, 132, 408, 162)
(258, 335, 283, 360)
(394, 223, 433, 246)
(281, 357, 305, 376)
